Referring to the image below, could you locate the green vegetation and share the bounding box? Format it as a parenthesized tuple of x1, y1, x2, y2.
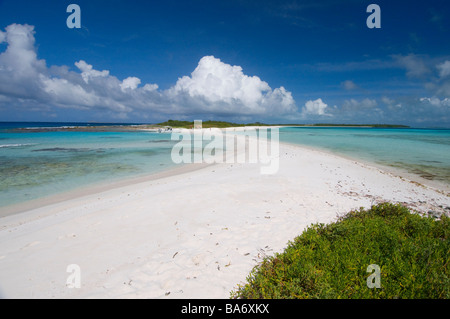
(157, 120, 194, 128)
(231, 203, 449, 299)
(307, 124, 410, 128)
(157, 120, 268, 128)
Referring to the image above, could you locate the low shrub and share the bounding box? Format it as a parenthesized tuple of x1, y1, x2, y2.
(231, 203, 449, 299)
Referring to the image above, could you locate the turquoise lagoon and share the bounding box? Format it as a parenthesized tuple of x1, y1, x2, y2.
(0, 123, 178, 208)
(278, 126, 450, 186)
(1, 123, 449, 209)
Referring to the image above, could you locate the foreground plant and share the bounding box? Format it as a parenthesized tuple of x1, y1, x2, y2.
(231, 203, 449, 299)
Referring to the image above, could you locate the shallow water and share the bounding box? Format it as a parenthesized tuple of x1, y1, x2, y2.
(279, 127, 450, 185)
(0, 126, 178, 207)
(1, 123, 449, 208)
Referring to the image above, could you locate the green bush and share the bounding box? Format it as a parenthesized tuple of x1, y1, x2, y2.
(157, 120, 269, 128)
(231, 203, 449, 299)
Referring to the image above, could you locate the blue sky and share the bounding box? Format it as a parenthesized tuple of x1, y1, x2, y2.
(0, 0, 449, 126)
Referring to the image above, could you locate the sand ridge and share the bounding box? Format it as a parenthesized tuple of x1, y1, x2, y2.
(0, 141, 448, 298)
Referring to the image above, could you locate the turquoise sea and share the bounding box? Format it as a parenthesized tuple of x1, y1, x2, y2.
(279, 126, 450, 186)
(0, 122, 178, 208)
(0, 123, 449, 209)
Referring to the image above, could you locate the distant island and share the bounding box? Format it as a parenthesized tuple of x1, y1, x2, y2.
(9, 120, 410, 133)
(293, 123, 411, 128)
(156, 120, 410, 129)
(156, 120, 266, 128)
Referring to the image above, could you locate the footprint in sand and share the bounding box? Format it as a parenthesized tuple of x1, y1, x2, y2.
(191, 255, 202, 266)
(57, 233, 77, 240)
(21, 241, 41, 250)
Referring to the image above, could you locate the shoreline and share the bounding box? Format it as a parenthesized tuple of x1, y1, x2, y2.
(2, 126, 448, 219)
(0, 132, 449, 298)
(0, 162, 212, 219)
(278, 139, 450, 195)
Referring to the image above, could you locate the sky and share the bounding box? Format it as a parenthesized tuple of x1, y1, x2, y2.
(0, 0, 449, 126)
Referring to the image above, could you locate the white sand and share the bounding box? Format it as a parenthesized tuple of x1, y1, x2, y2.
(0, 141, 448, 299)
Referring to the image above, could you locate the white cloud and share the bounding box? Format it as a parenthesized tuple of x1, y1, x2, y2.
(302, 98, 329, 116)
(420, 97, 450, 107)
(40, 75, 131, 112)
(0, 24, 47, 100)
(143, 83, 158, 91)
(120, 76, 141, 90)
(0, 24, 298, 120)
(169, 56, 296, 115)
(437, 61, 450, 78)
(172, 56, 270, 106)
(265, 86, 295, 112)
(75, 60, 110, 83)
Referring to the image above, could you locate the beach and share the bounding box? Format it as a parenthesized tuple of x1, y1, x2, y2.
(0, 137, 449, 299)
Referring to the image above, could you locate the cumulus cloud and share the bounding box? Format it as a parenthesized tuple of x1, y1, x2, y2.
(419, 97, 450, 107)
(0, 24, 298, 120)
(172, 56, 270, 105)
(143, 83, 159, 91)
(437, 61, 450, 78)
(0, 24, 155, 115)
(169, 56, 296, 115)
(120, 76, 141, 90)
(75, 60, 110, 83)
(0, 24, 47, 99)
(302, 98, 330, 116)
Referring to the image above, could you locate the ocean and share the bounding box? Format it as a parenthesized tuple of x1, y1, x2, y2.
(0, 122, 449, 209)
(278, 126, 450, 186)
(0, 122, 179, 208)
